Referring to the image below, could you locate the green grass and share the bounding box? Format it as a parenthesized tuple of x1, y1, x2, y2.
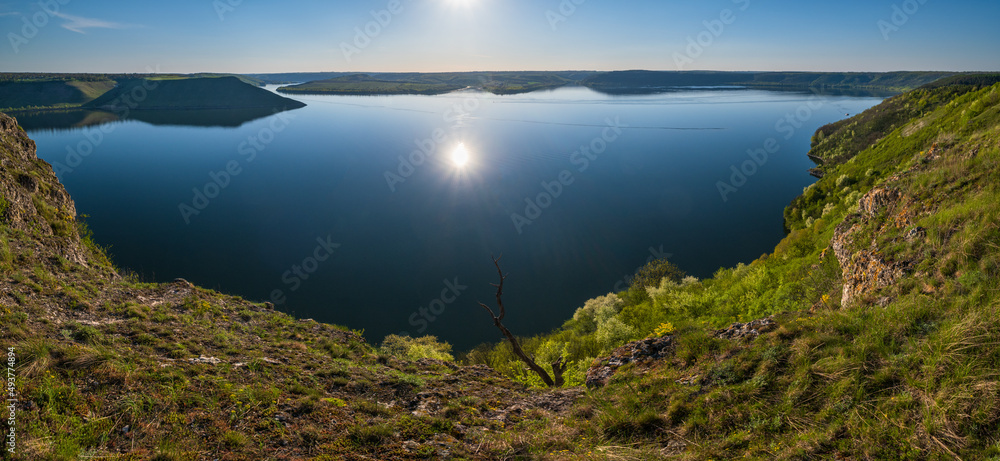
(466, 81, 1000, 458)
(581, 70, 959, 95)
(3, 77, 1000, 460)
(277, 71, 581, 95)
(0, 229, 12, 272)
(0, 79, 116, 111)
(85, 77, 305, 111)
(278, 78, 465, 95)
(0, 74, 297, 112)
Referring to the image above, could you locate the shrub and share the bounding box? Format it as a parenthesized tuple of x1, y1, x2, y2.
(836, 174, 856, 188)
(652, 322, 675, 337)
(596, 317, 635, 351)
(630, 259, 686, 289)
(380, 335, 454, 361)
(347, 423, 393, 447)
(571, 294, 622, 334)
(822, 202, 838, 217)
(623, 259, 687, 304)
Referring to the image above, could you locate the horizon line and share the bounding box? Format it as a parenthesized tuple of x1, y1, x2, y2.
(1, 69, 990, 76)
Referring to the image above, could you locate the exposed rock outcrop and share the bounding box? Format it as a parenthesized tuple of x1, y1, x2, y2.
(586, 335, 675, 387)
(586, 317, 781, 388)
(713, 317, 777, 341)
(833, 187, 911, 307)
(830, 143, 954, 307)
(0, 112, 88, 265)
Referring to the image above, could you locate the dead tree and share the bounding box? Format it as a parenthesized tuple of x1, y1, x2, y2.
(478, 255, 567, 387)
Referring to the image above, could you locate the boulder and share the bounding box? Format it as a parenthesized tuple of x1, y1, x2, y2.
(585, 335, 675, 388)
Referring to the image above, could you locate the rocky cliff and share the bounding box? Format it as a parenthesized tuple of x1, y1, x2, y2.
(0, 113, 91, 267)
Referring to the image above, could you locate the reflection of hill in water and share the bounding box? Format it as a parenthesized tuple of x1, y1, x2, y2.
(587, 86, 898, 98)
(14, 107, 295, 132)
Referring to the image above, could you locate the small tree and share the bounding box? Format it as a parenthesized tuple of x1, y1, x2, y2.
(624, 258, 686, 305)
(630, 258, 685, 289)
(477, 255, 566, 387)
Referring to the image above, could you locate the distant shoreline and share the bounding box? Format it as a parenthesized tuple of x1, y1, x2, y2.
(0, 70, 977, 109)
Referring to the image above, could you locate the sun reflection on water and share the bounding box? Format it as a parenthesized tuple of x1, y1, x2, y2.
(451, 142, 471, 168)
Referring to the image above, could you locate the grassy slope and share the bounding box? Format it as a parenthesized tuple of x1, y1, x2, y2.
(85, 77, 306, 111)
(245, 73, 350, 85)
(0, 71, 950, 109)
(278, 76, 466, 95)
(188, 73, 267, 87)
(280, 71, 954, 97)
(0, 112, 579, 460)
(0, 74, 270, 111)
(0, 80, 117, 112)
(277, 72, 585, 95)
(582, 71, 956, 93)
(469, 80, 1000, 459)
(3, 77, 999, 460)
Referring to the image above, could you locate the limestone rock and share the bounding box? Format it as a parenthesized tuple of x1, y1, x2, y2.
(0, 112, 89, 266)
(714, 317, 777, 341)
(585, 335, 675, 388)
(833, 186, 911, 307)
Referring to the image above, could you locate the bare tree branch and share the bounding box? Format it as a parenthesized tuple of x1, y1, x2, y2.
(478, 302, 497, 319)
(551, 357, 568, 387)
(491, 255, 507, 322)
(476, 255, 562, 387)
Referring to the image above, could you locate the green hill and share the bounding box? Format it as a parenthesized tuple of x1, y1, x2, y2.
(582, 70, 957, 94)
(277, 71, 589, 95)
(277, 70, 956, 96)
(189, 73, 267, 87)
(245, 72, 350, 85)
(85, 77, 306, 111)
(0, 79, 117, 112)
(278, 74, 466, 95)
(470, 76, 1000, 458)
(2, 75, 999, 459)
(0, 74, 292, 112)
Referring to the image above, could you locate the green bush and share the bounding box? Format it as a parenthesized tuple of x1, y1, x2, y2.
(380, 335, 454, 361)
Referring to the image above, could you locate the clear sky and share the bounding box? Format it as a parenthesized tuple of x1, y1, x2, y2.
(1, 0, 998, 74)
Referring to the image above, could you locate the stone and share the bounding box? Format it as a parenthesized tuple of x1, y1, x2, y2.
(585, 335, 675, 387)
(833, 186, 911, 307)
(713, 317, 777, 341)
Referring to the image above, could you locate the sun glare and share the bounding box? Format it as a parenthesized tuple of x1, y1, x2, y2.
(451, 143, 471, 168)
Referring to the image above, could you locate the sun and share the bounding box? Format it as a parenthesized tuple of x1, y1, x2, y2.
(451, 143, 471, 168)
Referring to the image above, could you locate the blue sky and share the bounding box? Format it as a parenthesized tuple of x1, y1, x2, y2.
(1, 0, 998, 73)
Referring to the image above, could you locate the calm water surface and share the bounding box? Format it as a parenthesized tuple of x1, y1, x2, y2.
(24, 86, 883, 349)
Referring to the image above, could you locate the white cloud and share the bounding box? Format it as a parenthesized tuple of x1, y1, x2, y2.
(52, 11, 139, 34)
(0, 11, 20, 17)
